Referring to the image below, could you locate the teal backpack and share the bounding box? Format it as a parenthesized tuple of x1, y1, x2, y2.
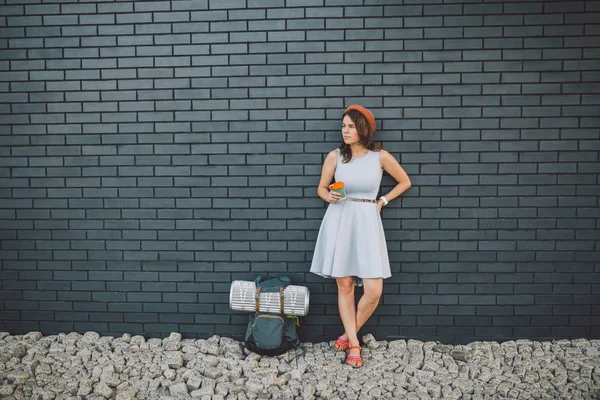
(244, 275, 300, 356)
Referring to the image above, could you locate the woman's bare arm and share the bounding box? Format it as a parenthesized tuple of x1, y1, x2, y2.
(379, 149, 412, 203)
(317, 150, 342, 203)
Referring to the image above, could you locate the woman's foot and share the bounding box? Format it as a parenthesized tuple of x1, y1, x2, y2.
(334, 333, 350, 351)
(333, 335, 349, 351)
(346, 345, 363, 368)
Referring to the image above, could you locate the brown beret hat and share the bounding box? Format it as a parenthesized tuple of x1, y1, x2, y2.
(345, 104, 376, 133)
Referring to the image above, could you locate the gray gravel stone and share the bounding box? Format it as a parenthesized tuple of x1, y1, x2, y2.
(169, 381, 188, 396)
(94, 381, 113, 398)
(362, 333, 379, 350)
(83, 331, 100, 344)
(9, 344, 27, 360)
(187, 375, 203, 391)
(164, 332, 182, 352)
(115, 390, 135, 400)
(77, 379, 93, 396)
(164, 351, 184, 369)
(451, 350, 472, 363)
(0, 385, 15, 396)
(23, 331, 43, 343)
(432, 344, 452, 354)
(7, 371, 29, 385)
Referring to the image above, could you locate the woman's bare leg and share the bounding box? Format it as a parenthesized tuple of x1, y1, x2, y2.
(336, 278, 383, 343)
(336, 276, 364, 366)
(336, 276, 359, 343)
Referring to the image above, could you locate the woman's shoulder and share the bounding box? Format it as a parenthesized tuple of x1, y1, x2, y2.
(377, 149, 401, 167)
(323, 149, 339, 165)
(377, 148, 392, 159)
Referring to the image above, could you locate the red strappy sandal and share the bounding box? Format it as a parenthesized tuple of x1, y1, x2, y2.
(333, 336, 349, 352)
(345, 345, 363, 368)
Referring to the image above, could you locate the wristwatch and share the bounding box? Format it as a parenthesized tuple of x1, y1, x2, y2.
(379, 196, 389, 206)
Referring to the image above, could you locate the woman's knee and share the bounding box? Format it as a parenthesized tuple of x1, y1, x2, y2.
(336, 277, 355, 295)
(363, 278, 383, 301)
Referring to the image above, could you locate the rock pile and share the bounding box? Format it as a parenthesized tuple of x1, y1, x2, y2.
(1, 331, 599, 399)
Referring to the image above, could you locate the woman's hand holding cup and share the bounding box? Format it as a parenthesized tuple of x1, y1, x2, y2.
(328, 181, 346, 203)
(328, 190, 342, 203)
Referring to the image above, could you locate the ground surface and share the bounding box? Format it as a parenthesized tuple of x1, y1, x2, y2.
(1, 331, 599, 399)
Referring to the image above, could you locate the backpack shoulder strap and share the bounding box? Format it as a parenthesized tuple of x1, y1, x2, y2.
(255, 285, 261, 313)
(254, 275, 290, 315)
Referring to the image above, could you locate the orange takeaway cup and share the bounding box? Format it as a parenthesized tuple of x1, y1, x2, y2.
(329, 181, 346, 200)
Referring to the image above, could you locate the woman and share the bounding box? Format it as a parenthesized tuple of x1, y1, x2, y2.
(310, 105, 412, 368)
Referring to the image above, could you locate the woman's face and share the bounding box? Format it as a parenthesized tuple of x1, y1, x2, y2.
(342, 115, 360, 145)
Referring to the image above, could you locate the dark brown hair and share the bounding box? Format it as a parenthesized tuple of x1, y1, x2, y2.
(339, 109, 383, 163)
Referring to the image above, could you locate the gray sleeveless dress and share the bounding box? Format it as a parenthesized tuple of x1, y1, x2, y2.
(310, 149, 392, 279)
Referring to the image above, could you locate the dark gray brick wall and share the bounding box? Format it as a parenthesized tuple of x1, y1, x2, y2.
(1, 0, 599, 344)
